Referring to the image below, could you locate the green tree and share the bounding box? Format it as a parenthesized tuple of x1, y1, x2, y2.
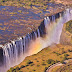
(47, 59, 55, 64)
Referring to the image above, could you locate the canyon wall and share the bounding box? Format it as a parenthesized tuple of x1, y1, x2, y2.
(60, 22, 72, 45)
(0, 8, 72, 72)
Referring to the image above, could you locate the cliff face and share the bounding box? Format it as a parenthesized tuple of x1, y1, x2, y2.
(60, 22, 72, 45)
(0, 48, 3, 66)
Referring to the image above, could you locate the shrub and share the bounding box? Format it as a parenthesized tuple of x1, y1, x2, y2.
(25, 64, 29, 67)
(62, 51, 66, 54)
(64, 54, 69, 57)
(63, 54, 69, 60)
(53, 52, 61, 56)
(55, 60, 59, 63)
(47, 59, 55, 64)
(42, 62, 46, 66)
(33, 69, 36, 71)
(30, 63, 34, 66)
(35, 58, 37, 60)
(10, 67, 15, 72)
(37, 64, 40, 67)
(63, 56, 68, 60)
(68, 49, 72, 52)
(20, 65, 25, 69)
(27, 68, 29, 70)
(61, 48, 66, 54)
(60, 60, 64, 64)
(27, 60, 33, 65)
(15, 66, 20, 71)
(37, 60, 39, 62)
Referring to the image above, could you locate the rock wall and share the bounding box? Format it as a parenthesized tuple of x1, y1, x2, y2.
(60, 24, 72, 45)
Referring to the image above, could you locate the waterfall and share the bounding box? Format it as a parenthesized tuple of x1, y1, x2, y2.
(37, 29, 40, 37)
(0, 8, 72, 72)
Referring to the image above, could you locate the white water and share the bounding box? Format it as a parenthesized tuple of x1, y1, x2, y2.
(0, 8, 72, 72)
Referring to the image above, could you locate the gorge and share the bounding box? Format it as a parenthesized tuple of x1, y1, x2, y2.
(0, 8, 72, 72)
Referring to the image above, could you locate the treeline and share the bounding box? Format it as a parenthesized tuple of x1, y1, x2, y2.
(0, 0, 54, 3)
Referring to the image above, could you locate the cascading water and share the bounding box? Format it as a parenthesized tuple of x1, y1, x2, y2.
(0, 8, 72, 72)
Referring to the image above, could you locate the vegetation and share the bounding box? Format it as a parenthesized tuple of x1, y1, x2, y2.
(53, 51, 61, 56)
(20, 65, 25, 69)
(8, 44, 72, 72)
(15, 66, 20, 71)
(66, 20, 72, 33)
(68, 49, 72, 52)
(0, 0, 55, 9)
(60, 60, 65, 64)
(47, 59, 55, 64)
(44, 67, 48, 72)
(26, 60, 33, 65)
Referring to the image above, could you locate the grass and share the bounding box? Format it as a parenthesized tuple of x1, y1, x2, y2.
(8, 44, 72, 72)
